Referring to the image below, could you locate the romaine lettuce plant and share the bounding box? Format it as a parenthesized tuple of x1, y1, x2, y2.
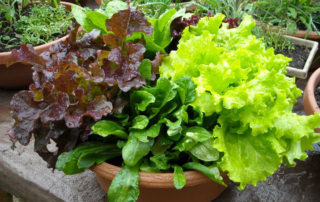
(5, 3, 320, 202)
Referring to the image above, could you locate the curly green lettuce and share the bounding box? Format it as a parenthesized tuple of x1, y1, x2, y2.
(160, 13, 320, 190)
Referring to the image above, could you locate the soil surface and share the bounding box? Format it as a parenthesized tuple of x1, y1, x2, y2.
(278, 44, 311, 69)
(297, 20, 320, 32)
(314, 82, 320, 107)
(0, 5, 67, 53)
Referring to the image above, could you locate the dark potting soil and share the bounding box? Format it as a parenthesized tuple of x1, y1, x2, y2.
(314, 82, 320, 107)
(297, 20, 320, 32)
(0, 6, 67, 53)
(277, 44, 311, 69)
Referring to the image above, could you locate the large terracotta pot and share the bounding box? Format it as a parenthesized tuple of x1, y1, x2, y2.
(90, 162, 230, 202)
(0, 1, 80, 89)
(303, 67, 320, 133)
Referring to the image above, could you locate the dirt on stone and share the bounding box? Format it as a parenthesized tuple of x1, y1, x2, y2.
(279, 44, 311, 69)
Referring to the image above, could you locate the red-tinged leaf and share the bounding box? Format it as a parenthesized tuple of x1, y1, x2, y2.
(6, 44, 44, 67)
(102, 42, 146, 91)
(8, 87, 69, 145)
(112, 95, 129, 114)
(105, 8, 153, 41)
(53, 70, 79, 98)
(97, 50, 110, 66)
(65, 89, 112, 128)
(66, 18, 81, 42)
(118, 75, 146, 92)
(77, 29, 101, 48)
(125, 42, 145, 80)
(151, 51, 167, 75)
(102, 33, 121, 49)
(90, 61, 105, 82)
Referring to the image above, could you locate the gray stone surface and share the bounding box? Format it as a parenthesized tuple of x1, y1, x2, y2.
(0, 89, 108, 202)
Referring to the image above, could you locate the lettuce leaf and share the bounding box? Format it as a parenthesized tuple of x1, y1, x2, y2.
(160, 13, 320, 190)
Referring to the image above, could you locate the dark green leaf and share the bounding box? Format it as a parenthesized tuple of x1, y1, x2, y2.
(182, 162, 226, 186)
(173, 76, 197, 104)
(140, 159, 161, 173)
(78, 149, 122, 168)
(117, 140, 126, 148)
(152, 135, 172, 156)
(123, 133, 155, 166)
(173, 165, 186, 189)
(150, 154, 174, 170)
(92, 120, 128, 139)
(108, 164, 140, 202)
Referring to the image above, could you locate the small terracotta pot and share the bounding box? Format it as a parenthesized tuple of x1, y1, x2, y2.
(0, 1, 80, 89)
(90, 162, 230, 202)
(303, 67, 320, 133)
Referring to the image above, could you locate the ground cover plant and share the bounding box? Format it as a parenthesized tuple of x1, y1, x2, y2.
(5, 1, 320, 202)
(0, 0, 73, 52)
(252, 0, 320, 37)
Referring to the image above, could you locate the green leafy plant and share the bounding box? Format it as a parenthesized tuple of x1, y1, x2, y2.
(252, 0, 320, 37)
(14, 3, 72, 45)
(0, 0, 72, 51)
(252, 24, 295, 53)
(5, 3, 320, 202)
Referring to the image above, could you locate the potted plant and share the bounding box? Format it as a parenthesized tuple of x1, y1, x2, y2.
(0, 0, 78, 89)
(5, 1, 320, 202)
(303, 67, 320, 133)
(251, 0, 320, 69)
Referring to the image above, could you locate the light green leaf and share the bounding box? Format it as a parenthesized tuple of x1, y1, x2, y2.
(130, 90, 156, 114)
(132, 115, 149, 129)
(92, 120, 128, 139)
(108, 164, 140, 202)
(71, 5, 86, 27)
(105, 0, 128, 18)
(189, 139, 219, 161)
(139, 59, 152, 80)
(288, 7, 297, 19)
(173, 165, 186, 189)
(287, 19, 298, 34)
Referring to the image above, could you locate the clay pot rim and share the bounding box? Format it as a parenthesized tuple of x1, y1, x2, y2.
(0, 1, 80, 65)
(304, 68, 320, 114)
(90, 161, 228, 189)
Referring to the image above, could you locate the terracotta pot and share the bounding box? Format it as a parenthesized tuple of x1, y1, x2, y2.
(0, 1, 80, 89)
(95, 0, 196, 11)
(303, 67, 320, 133)
(90, 162, 230, 202)
(62, 0, 89, 7)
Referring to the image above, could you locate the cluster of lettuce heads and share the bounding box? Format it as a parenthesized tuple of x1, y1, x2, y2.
(6, 2, 320, 202)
